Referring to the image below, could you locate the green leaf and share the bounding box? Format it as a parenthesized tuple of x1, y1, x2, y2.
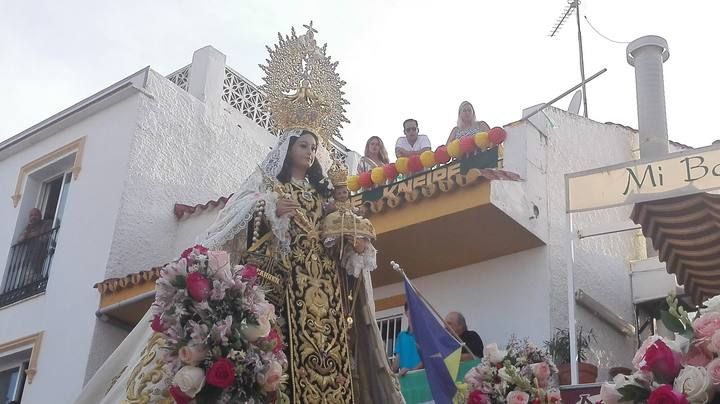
(171, 275, 187, 288)
(617, 384, 651, 403)
(660, 310, 685, 333)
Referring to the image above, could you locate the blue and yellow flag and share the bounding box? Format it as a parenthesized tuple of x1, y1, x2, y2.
(404, 279, 463, 404)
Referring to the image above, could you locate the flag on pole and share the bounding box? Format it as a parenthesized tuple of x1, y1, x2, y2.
(404, 278, 463, 404)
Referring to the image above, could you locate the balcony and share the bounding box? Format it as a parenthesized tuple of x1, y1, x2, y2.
(350, 146, 545, 287)
(0, 227, 59, 308)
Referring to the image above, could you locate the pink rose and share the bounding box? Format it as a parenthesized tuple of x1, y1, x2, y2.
(707, 358, 720, 388)
(641, 340, 682, 379)
(648, 385, 689, 404)
(694, 312, 720, 340)
(186, 272, 211, 302)
(468, 390, 490, 404)
(686, 344, 713, 367)
(599, 383, 623, 404)
(240, 264, 258, 281)
(530, 362, 552, 387)
(207, 251, 233, 283)
(178, 344, 208, 366)
(507, 391, 530, 404)
(707, 331, 720, 354)
(546, 388, 562, 403)
(257, 361, 284, 392)
(151, 315, 167, 333)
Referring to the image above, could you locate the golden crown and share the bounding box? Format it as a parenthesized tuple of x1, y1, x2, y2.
(261, 22, 349, 148)
(322, 213, 377, 241)
(327, 162, 349, 187)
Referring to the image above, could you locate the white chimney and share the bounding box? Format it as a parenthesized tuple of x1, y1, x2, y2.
(626, 35, 670, 159)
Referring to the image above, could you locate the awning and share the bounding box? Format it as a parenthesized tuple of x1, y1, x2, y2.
(631, 192, 720, 303)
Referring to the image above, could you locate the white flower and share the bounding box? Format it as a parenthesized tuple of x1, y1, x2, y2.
(242, 318, 272, 342)
(674, 366, 711, 404)
(599, 383, 623, 404)
(178, 344, 208, 366)
(207, 251, 234, 285)
(702, 295, 720, 314)
(172, 366, 205, 398)
(483, 343, 507, 364)
(498, 367, 512, 382)
(257, 361, 284, 392)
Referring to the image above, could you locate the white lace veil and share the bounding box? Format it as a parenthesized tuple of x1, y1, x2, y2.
(198, 128, 331, 251)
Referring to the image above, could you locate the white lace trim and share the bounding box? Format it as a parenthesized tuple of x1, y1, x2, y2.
(342, 241, 377, 278)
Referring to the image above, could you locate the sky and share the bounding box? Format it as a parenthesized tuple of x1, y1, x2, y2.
(2, 0, 719, 156)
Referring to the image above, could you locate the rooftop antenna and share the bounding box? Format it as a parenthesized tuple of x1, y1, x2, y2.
(549, 0, 589, 118)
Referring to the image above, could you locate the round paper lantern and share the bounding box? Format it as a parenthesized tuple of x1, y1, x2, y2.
(408, 155, 423, 172)
(474, 131, 490, 149)
(371, 167, 386, 185)
(488, 127, 507, 145)
(359, 171, 373, 188)
(420, 150, 436, 168)
(460, 136, 476, 155)
(396, 157, 410, 174)
(384, 163, 398, 180)
(347, 175, 360, 192)
(448, 139, 462, 158)
(435, 146, 451, 164)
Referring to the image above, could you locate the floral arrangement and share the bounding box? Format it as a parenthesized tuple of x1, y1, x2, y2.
(599, 294, 720, 404)
(463, 336, 561, 404)
(151, 245, 287, 404)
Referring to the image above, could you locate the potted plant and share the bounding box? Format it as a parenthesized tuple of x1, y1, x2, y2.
(544, 327, 599, 385)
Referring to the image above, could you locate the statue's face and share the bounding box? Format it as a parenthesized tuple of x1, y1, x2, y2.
(334, 186, 349, 202)
(290, 133, 317, 171)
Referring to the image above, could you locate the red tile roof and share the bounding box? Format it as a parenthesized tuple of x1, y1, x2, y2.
(94, 267, 162, 295)
(174, 194, 233, 219)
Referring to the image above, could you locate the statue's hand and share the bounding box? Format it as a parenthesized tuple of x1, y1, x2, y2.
(346, 236, 368, 254)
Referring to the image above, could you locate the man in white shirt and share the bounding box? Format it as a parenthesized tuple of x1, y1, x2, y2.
(395, 118, 432, 158)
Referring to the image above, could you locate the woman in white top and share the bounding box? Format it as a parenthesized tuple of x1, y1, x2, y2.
(446, 101, 491, 144)
(357, 135, 390, 173)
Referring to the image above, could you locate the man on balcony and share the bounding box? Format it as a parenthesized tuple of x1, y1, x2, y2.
(18, 208, 53, 242)
(445, 311, 484, 361)
(395, 118, 432, 158)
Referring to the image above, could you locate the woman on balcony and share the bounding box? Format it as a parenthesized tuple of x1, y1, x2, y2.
(357, 136, 389, 173)
(446, 101, 491, 144)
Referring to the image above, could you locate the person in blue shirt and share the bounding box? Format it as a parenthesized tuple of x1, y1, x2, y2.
(393, 303, 424, 376)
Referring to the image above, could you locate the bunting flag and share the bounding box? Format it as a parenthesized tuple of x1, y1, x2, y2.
(404, 279, 463, 404)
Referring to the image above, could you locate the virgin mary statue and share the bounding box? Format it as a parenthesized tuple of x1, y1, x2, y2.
(76, 24, 404, 404)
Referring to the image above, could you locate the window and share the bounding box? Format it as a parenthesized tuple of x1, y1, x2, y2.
(376, 313, 404, 359)
(0, 362, 28, 403)
(37, 172, 71, 228)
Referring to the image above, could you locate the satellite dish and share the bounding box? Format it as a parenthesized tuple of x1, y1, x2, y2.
(568, 90, 583, 115)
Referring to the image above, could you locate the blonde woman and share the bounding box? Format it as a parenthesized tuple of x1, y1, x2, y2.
(357, 136, 390, 172)
(446, 101, 490, 144)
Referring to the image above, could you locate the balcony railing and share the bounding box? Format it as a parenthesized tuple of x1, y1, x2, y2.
(0, 227, 59, 308)
(377, 313, 403, 358)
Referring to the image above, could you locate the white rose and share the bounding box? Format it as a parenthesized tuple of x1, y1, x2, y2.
(599, 383, 623, 404)
(242, 319, 272, 342)
(172, 366, 205, 398)
(674, 366, 711, 404)
(702, 295, 720, 314)
(483, 343, 507, 364)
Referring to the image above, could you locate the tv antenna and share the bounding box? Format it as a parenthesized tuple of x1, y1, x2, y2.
(549, 0, 589, 118)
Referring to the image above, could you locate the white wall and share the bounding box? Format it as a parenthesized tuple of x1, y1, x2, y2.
(374, 248, 552, 347)
(541, 108, 643, 376)
(0, 92, 141, 403)
(104, 70, 274, 280)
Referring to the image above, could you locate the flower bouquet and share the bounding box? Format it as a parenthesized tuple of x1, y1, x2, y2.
(463, 336, 561, 403)
(599, 294, 720, 404)
(151, 245, 287, 403)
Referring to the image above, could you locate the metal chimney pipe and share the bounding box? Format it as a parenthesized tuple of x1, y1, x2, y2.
(626, 35, 670, 159)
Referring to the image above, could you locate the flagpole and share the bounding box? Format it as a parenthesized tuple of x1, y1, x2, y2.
(391, 261, 478, 360)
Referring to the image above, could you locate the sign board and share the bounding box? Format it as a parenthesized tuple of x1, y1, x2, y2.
(566, 144, 720, 213)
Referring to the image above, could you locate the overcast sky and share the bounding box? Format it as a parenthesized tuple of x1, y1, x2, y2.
(2, 0, 719, 156)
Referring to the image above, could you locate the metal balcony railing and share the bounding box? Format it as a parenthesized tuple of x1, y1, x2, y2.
(0, 227, 59, 308)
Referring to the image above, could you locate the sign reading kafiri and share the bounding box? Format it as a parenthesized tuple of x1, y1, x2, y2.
(566, 144, 720, 213)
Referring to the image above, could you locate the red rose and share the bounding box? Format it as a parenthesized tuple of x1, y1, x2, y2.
(181, 244, 208, 259)
(468, 390, 490, 404)
(169, 385, 192, 404)
(241, 264, 258, 281)
(206, 358, 236, 389)
(150, 314, 167, 333)
(642, 340, 682, 379)
(648, 385, 689, 404)
(266, 328, 284, 353)
(186, 272, 211, 302)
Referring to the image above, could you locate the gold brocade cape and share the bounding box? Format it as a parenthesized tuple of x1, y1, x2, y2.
(75, 182, 403, 404)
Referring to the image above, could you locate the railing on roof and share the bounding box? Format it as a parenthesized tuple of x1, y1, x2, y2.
(0, 227, 59, 308)
(165, 64, 348, 164)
